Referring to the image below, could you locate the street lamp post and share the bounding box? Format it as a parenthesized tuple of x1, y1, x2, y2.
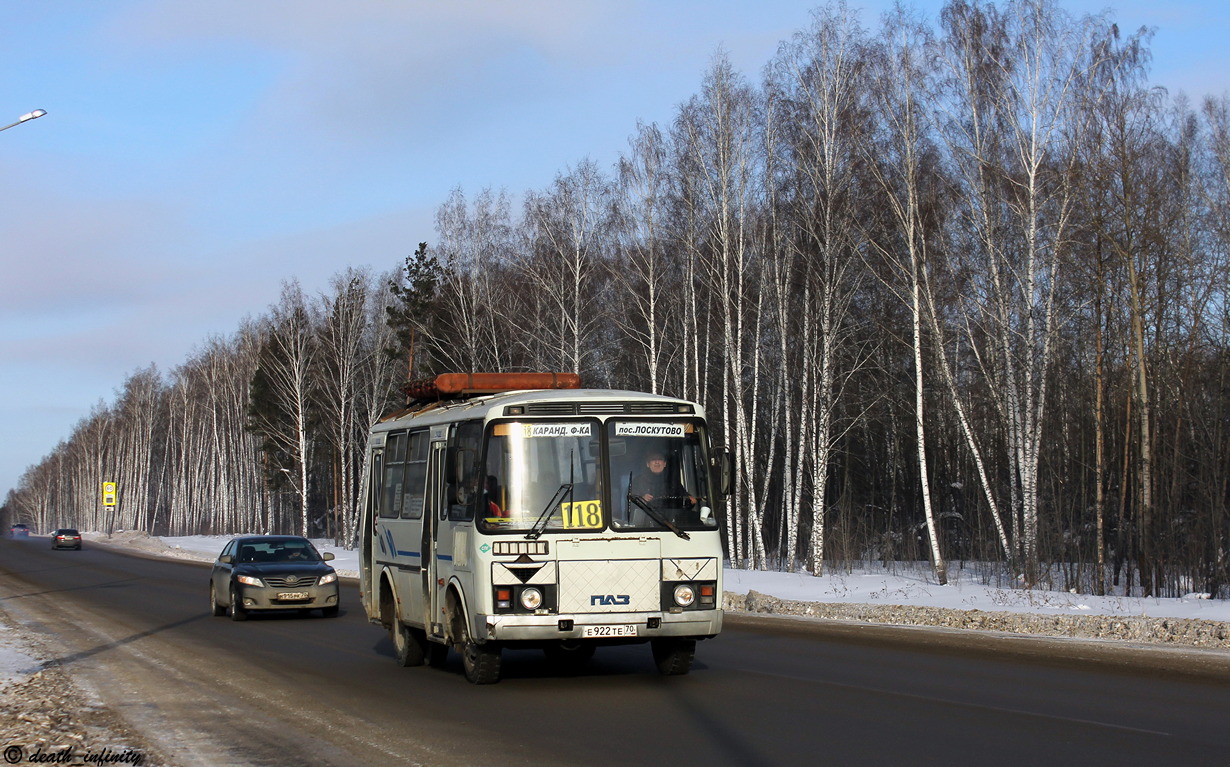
(0, 109, 47, 133)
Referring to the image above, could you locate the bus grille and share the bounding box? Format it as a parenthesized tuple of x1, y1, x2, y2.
(558, 559, 660, 613)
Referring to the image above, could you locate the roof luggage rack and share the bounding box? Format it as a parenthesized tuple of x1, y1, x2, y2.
(401, 372, 581, 407)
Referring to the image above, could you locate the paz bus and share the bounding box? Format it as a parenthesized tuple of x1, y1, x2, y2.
(358, 373, 730, 684)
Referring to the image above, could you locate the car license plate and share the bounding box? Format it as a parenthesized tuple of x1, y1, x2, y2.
(276, 591, 309, 600)
(582, 624, 638, 638)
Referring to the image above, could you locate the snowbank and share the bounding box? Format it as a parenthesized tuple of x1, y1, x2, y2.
(80, 531, 1230, 649)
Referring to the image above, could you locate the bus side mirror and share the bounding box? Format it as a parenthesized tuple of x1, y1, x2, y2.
(713, 446, 733, 497)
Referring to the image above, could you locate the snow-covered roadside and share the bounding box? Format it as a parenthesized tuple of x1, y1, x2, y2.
(0, 612, 162, 764)
(81, 530, 1230, 649)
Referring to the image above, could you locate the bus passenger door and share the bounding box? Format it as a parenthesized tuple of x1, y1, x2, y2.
(426, 436, 449, 640)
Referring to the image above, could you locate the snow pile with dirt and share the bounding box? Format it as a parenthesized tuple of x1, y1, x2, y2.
(0, 616, 163, 765)
(726, 590, 1230, 648)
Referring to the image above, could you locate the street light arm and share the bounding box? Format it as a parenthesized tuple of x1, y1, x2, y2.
(0, 109, 47, 133)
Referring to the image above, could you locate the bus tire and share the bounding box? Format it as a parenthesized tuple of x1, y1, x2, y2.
(651, 638, 695, 675)
(462, 637, 502, 685)
(392, 622, 427, 667)
(452, 600, 501, 683)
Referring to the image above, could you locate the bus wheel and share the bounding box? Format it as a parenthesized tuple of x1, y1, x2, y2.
(462, 637, 502, 684)
(543, 641, 595, 673)
(392, 622, 427, 667)
(651, 638, 695, 675)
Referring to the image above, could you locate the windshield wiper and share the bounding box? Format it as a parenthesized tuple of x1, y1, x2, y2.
(626, 492, 691, 540)
(525, 483, 573, 540)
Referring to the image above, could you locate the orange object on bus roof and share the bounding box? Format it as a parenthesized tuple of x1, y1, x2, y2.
(402, 372, 582, 403)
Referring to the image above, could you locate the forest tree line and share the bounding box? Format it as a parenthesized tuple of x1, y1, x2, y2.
(6, 0, 1230, 598)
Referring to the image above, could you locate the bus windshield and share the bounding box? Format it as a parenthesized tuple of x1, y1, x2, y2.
(607, 419, 716, 532)
(476, 418, 717, 534)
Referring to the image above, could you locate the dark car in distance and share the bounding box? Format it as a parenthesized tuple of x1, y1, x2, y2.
(51, 529, 82, 550)
(9, 523, 30, 538)
(209, 535, 339, 621)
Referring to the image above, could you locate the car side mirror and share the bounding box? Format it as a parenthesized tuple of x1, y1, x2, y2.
(219, 554, 233, 564)
(322, 552, 335, 561)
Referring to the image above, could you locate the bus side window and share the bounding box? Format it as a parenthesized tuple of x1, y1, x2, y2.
(381, 432, 406, 519)
(447, 421, 483, 521)
(402, 430, 428, 519)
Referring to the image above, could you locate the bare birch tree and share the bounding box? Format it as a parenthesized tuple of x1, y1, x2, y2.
(519, 159, 616, 382)
(317, 268, 373, 543)
(767, 1, 871, 573)
(863, 4, 948, 584)
(614, 121, 677, 393)
(432, 188, 517, 372)
(249, 280, 319, 536)
(674, 52, 769, 568)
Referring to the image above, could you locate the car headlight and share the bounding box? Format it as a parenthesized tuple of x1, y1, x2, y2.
(237, 575, 264, 587)
(673, 584, 696, 608)
(520, 587, 543, 611)
(319, 572, 337, 585)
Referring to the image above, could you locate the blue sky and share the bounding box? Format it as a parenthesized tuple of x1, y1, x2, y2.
(2, 0, 1227, 498)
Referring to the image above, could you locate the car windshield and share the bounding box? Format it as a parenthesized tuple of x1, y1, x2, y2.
(236, 540, 321, 564)
(476, 418, 717, 534)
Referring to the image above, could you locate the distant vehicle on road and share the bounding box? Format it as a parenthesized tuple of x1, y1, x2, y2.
(8, 523, 30, 538)
(51, 528, 82, 550)
(209, 535, 340, 621)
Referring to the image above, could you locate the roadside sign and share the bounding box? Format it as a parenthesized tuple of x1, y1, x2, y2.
(103, 481, 117, 507)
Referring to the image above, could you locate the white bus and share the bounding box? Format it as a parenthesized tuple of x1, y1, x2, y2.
(359, 373, 730, 684)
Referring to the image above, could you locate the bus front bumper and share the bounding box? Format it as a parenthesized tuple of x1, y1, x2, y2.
(478, 609, 722, 643)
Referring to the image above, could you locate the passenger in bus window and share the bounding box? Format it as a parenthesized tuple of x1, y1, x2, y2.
(484, 475, 507, 518)
(629, 451, 696, 509)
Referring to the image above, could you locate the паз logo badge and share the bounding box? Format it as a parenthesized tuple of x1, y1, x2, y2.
(590, 594, 631, 606)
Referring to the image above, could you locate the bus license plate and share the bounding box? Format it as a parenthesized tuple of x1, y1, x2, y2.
(276, 592, 309, 600)
(583, 624, 638, 638)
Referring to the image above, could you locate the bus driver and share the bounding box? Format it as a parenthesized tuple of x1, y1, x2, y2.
(629, 451, 696, 510)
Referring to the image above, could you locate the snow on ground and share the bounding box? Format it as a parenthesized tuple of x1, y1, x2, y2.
(87, 530, 1230, 623)
(0, 623, 43, 688)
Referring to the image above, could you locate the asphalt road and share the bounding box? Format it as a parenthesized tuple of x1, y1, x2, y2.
(2, 537, 1229, 766)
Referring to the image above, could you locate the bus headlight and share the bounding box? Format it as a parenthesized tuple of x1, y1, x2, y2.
(673, 584, 696, 608)
(520, 587, 544, 611)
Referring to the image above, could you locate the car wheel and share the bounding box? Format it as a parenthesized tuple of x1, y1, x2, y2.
(651, 638, 695, 675)
(391, 622, 427, 667)
(209, 586, 225, 617)
(228, 586, 247, 622)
